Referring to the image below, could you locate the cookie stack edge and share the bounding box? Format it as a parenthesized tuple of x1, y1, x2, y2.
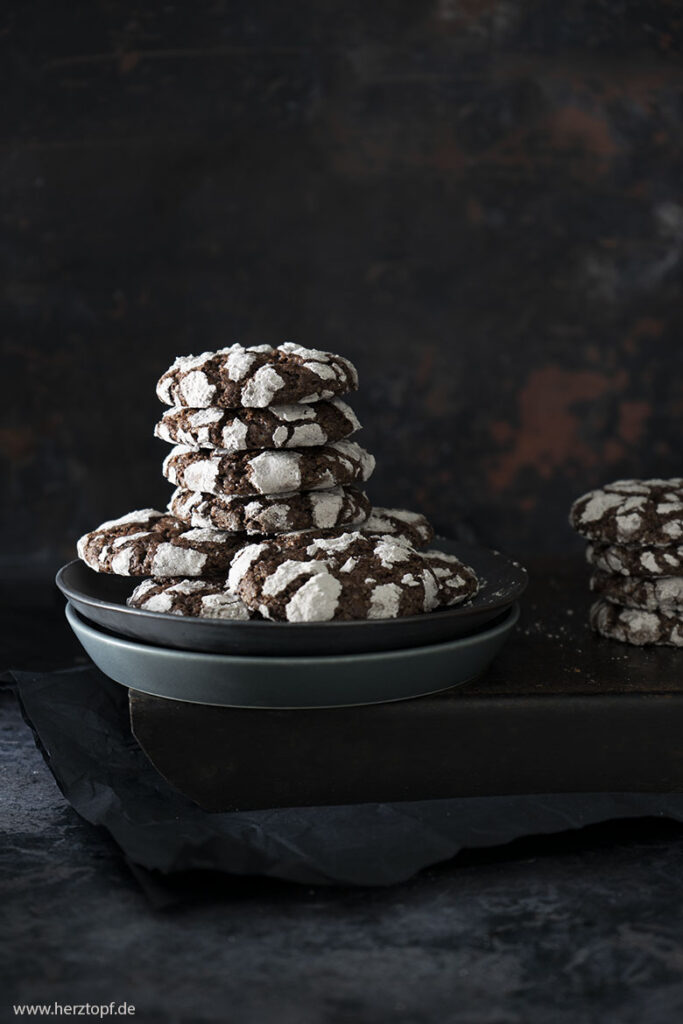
(77, 343, 477, 622)
(570, 479, 683, 646)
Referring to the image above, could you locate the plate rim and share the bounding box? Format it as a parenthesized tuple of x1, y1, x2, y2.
(66, 600, 521, 666)
(56, 540, 528, 632)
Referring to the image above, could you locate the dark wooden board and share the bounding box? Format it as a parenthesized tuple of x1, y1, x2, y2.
(129, 559, 683, 811)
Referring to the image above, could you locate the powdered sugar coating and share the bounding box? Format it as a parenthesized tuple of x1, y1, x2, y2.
(151, 543, 207, 577)
(421, 549, 479, 607)
(241, 365, 285, 406)
(249, 451, 302, 493)
(76, 510, 163, 554)
(162, 441, 375, 497)
(361, 507, 434, 548)
(263, 560, 325, 596)
(128, 577, 252, 620)
(587, 541, 683, 578)
(327, 439, 376, 482)
(277, 506, 435, 549)
(178, 370, 215, 407)
(590, 598, 683, 646)
(155, 397, 360, 451)
(162, 450, 219, 493)
(227, 543, 267, 593)
(571, 479, 683, 546)
(285, 572, 343, 622)
(229, 532, 476, 622)
(226, 348, 258, 381)
(169, 485, 369, 535)
(590, 572, 683, 613)
(369, 583, 402, 619)
(77, 509, 246, 576)
(156, 344, 358, 409)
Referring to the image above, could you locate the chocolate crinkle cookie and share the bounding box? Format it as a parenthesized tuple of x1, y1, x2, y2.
(156, 343, 358, 409)
(590, 572, 683, 613)
(227, 531, 478, 623)
(77, 509, 246, 577)
(169, 485, 370, 535)
(590, 599, 683, 647)
(127, 577, 253, 620)
(154, 397, 360, 451)
(570, 478, 683, 546)
(361, 507, 434, 548)
(162, 440, 375, 497)
(265, 506, 435, 549)
(586, 541, 683, 578)
(421, 549, 479, 607)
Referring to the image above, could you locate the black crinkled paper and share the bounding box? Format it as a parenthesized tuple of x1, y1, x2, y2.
(8, 666, 683, 888)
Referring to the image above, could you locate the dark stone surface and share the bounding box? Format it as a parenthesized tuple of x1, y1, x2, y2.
(5, 683, 683, 1022)
(3, 578, 683, 1019)
(3, 1, 683, 575)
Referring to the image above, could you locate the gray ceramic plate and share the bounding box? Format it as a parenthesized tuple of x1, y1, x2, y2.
(65, 601, 520, 709)
(56, 540, 527, 656)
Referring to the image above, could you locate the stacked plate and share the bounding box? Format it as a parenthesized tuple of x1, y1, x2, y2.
(57, 539, 526, 709)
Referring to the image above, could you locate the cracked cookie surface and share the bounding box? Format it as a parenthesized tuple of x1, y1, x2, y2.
(227, 532, 477, 622)
(169, 485, 370, 535)
(587, 541, 683, 578)
(162, 440, 375, 497)
(76, 509, 246, 576)
(157, 343, 358, 409)
(361, 507, 434, 548)
(127, 576, 253, 619)
(590, 598, 683, 646)
(590, 572, 683, 612)
(155, 397, 360, 451)
(571, 479, 683, 547)
(421, 549, 479, 607)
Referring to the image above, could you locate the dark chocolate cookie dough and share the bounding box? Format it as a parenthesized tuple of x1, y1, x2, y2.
(422, 549, 479, 607)
(586, 541, 683, 578)
(170, 485, 370, 535)
(590, 598, 683, 647)
(155, 398, 360, 451)
(590, 572, 683, 613)
(361, 507, 434, 548)
(227, 532, 440, 622)
(162, 440, 375, 497)
(227, 532, 478, 622)
(77, 509, 246, 577)
(571, 479, 683, 547)
(127, 576, 252, 619)
(156, 343, 358, 409)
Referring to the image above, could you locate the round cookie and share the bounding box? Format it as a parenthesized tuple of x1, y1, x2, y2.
(162, 440, 375, 498)
(169, 485, 370, 535)
(586, 541, 683, 578)
(77, 509, 246, 577)
(227, 532, 444, 622)
(156, 343, 358, 409)
(128, 577, 252, 620)
(590, 598, 683, 647)
(262, 506, 435, 549)
(421, 549, 479, 607)
(590, 572, 683, 613)
(570, 479, 683, 546)
(362, 507, 434, 548)
(155, 397, 360, 451)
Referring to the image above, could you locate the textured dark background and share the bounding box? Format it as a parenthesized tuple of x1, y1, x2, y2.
(3, 1, 683, 576)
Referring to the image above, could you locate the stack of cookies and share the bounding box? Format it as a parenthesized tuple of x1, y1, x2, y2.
(77, 342, 479, 622)
(570, 479, 683, 646)
(155, 342, 376, 546)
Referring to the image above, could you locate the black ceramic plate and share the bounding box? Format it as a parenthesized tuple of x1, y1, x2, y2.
(55, 539, 527, 656)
